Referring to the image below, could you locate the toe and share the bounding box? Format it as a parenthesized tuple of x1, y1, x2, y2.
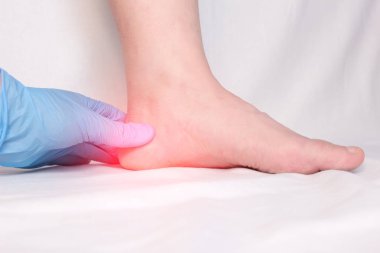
(307, 139, 365, 172)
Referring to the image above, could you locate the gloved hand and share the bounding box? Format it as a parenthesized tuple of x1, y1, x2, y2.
(0, 68, 154, 168)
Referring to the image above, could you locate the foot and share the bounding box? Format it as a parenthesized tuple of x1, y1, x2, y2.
(118, 74, 365, 174)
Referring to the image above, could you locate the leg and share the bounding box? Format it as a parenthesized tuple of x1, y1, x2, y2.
(109, 0, 364, 173)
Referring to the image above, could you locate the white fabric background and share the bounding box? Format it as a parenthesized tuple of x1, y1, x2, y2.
(0, 0, 379, 252)
(200, 0, 380, 147)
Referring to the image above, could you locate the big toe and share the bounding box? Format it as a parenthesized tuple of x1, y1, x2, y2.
(307, 139, 365, 172)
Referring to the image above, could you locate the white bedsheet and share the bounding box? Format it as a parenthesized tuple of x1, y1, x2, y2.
(1, 145, 380, 253)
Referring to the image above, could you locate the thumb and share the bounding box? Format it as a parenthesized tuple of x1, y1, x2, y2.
(85, 115, 155, 148)
(50, 155, 90, 166)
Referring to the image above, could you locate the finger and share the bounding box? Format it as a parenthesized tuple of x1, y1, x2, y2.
(82, 96, 126, 122)
(85, 115, 155, 148)
(53, 89, 126, 122)
(51, 155, 90, 166)
(47, 88, 126, 122)
(96, 144, 118, 158)
(69, 143, 119, 164)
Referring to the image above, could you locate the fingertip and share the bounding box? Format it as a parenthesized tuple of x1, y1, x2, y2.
(84, 96, 127, 121)
(124, 123, 155, 147)
(113, 110, 127, 122)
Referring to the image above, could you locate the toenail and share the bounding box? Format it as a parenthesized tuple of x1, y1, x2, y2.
(347, 147, 359, 153)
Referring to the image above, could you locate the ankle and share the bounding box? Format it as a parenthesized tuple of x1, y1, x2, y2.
(126, 67, 222, 106)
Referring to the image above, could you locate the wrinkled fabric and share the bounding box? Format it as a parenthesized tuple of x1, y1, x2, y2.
(0, 148, 379, 252)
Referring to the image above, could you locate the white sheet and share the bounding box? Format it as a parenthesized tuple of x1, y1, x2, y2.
(1, 145, 380, 252)
(0, 0, 379, 252)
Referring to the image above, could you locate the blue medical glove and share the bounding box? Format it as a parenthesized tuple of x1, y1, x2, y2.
(0, 68, 154, 168)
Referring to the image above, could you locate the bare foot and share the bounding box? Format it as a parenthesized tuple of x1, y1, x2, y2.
(110, 0, 364, 174)
(118, 74, 365, 174)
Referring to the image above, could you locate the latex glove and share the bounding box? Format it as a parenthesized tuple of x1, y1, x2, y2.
(0, 68, 154, 168)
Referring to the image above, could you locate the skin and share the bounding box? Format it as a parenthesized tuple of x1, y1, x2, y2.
(109, 0, 365, 174)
